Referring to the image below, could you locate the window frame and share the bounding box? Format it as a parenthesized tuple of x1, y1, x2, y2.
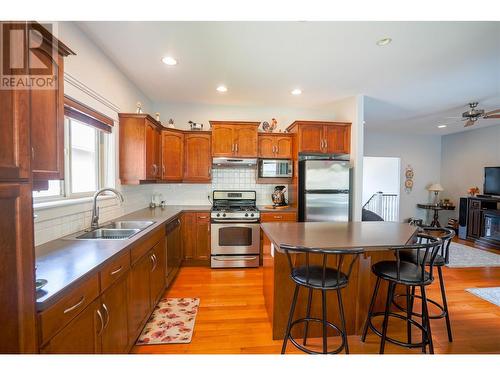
(32, 116, 109, 203)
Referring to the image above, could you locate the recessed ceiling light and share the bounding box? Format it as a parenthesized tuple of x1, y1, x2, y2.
(216, 85, 228, 93)
(161, 56, 177, 66)
(437, 124, 447, 128)
(376, 37, 392, 47)
(291, 88, 302, 96)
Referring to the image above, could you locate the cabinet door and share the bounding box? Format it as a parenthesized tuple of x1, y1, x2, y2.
(100, 275, 129, 354)
(145, 121, 160, 179)
(0, 183, 37, 353)
(234, 125, 258, 157)
(161, 130, 184, 181)
(31, 53, 65, 181)
(184, 133, 212, 182)
(298, 124, 324, 153)
(196, 214, 211, 262)
(128, 255, 151, 342)
(0, 90, 31, 181)
(258, 135, 276, 158)
(212, 125, 234, 157)
(150, 242, 167, 305)
(275, 136, 292, 159)
(324, 125, 350, 154)
(181, 213, 197, 261)
(41, 299, 101, 354)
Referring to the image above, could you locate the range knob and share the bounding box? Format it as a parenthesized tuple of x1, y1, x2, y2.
(222, 213, 226, 217)
(245, 213, 249, 217)
(250, 213, 254, 217)
(216, 213, 220, 217)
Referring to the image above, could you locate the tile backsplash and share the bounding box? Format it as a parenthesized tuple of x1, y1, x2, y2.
(34, 167, 287, 249)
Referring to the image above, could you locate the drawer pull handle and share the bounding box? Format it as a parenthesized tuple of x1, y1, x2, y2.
(274, 216, 283, 219)
(213, 256, 257, 261)
(110, 266, 122, 275)
(96, 309, 104, 336)
(198, 216, 208, 219)
(63, 296, 85, 314)
(102, 303, 110, 329)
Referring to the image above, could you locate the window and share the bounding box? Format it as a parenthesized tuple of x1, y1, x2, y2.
(33, 97, 113, 202)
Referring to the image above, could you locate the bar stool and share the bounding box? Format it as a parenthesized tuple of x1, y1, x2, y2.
(280, 244, 364, 354)
(361, 233, 442, 354)
(394, 227, 455, 342)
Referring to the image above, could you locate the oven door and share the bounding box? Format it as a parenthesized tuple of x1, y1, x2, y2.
(211, 223, 260, 255)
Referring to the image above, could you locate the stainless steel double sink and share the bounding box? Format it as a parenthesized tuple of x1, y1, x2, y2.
(66, 220, 155, 240)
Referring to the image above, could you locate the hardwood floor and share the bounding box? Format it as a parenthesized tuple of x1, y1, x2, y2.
(132, 258, 500, 354)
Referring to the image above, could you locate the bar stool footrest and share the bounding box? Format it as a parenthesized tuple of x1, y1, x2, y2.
(287, 317, 346, 354)
(367, 311, 429, 349)
(392, 293, 447, 319)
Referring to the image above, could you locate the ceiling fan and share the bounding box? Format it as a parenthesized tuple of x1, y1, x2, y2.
(459, 102, 500, 127)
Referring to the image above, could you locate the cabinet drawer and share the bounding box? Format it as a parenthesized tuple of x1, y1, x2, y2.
(100, 251, 130, 292)
(130, 227, 165, 264)
(260, 212, 297, 222)
(38, 274, 99, 345)
(470, 200, 481, 209)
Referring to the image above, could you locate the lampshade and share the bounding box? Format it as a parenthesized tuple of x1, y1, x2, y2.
(428, 183, 444, 192)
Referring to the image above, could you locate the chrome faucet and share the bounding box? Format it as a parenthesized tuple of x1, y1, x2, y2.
(90, 188, 125, 230)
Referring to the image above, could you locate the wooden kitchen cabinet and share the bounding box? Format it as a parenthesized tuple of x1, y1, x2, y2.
(160, 129, 184, 182)
(258, 134, 293, 159)
(40, 299, 101, 354)
(127, 252, 152, 342)
(30, 26, 75, 183)
(184, 132, 212, 182)
(119, 114, 162, 184)
(286, 121, 351, 155)
(181, 212, 211, 266)
(210, 121, 260, 157)
(99, 275, 129, 354)
(260, 211, 297, 222)
(150, 241, 167, 306)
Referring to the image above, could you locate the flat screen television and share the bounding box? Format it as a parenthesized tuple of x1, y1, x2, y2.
(484, 167, 500, 196)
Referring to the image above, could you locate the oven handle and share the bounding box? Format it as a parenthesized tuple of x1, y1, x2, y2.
(211, 219, 260, 223)
(213, 256, 258, 261)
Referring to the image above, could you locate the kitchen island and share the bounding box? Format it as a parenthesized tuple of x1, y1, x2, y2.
(260, 222, 418, 339)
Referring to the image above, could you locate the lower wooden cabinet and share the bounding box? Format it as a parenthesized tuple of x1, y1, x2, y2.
(181, 212, 211, 266)
(260, 211, 297, 266)
(40, 299, 101, 354)
(100, 275, 129, 354)
(39, 227, 168, 354)
(150, 241, 167, 306)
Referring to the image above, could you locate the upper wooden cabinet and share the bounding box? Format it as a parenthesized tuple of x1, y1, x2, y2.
(286, 121, 351, 154)
(160, 129, 184, 182)
(210, 121, 259, 157)
(119, 114, 162, 184)
(28, 26, 75, 183)
(258, 133, 293, 159)
(184, 133, 212, 182)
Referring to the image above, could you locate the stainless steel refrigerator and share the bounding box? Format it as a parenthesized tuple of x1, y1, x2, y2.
(298, 159, 352, 222)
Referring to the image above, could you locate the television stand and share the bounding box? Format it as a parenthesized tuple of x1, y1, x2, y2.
(461, 196, 500, 250)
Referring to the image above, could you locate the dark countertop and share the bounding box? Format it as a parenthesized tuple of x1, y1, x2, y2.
(260, 222, 418, 254)
(257, 205, 297, 213)
(35, 205, 211, 311)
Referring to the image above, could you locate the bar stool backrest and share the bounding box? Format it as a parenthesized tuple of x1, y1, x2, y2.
(419, 227, 455, 264)
(279, 244, 364, 288)
(390, 233, 442, 282)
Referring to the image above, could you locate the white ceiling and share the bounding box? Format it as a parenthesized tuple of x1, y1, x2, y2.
(77, 21, 500, 135)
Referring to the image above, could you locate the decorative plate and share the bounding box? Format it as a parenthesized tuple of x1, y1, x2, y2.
(405, 169, 414, 179)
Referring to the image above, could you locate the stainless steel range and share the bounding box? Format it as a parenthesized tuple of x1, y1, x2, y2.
(210, 190, 260, 268)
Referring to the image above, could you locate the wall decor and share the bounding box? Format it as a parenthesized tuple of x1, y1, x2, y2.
(188, 120, 204, 131)
(136, 101, 143, 114)
(404, 165, 414, 193)
(155, 112, 161, 123)
(168, 118, 175, 129)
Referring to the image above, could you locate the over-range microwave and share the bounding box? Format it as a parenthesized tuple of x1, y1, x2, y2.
(258, 159, 293, 178)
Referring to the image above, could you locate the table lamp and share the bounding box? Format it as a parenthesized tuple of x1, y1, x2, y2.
(428, 183, 444, 204)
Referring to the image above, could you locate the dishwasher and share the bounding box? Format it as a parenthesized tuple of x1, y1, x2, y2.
(165, 217, 182, 286)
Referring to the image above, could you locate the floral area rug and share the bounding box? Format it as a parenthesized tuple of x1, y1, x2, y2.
(136, 297, 200, 345)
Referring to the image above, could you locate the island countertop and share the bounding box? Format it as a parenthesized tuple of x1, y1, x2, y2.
(260, 221, 418, 252)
